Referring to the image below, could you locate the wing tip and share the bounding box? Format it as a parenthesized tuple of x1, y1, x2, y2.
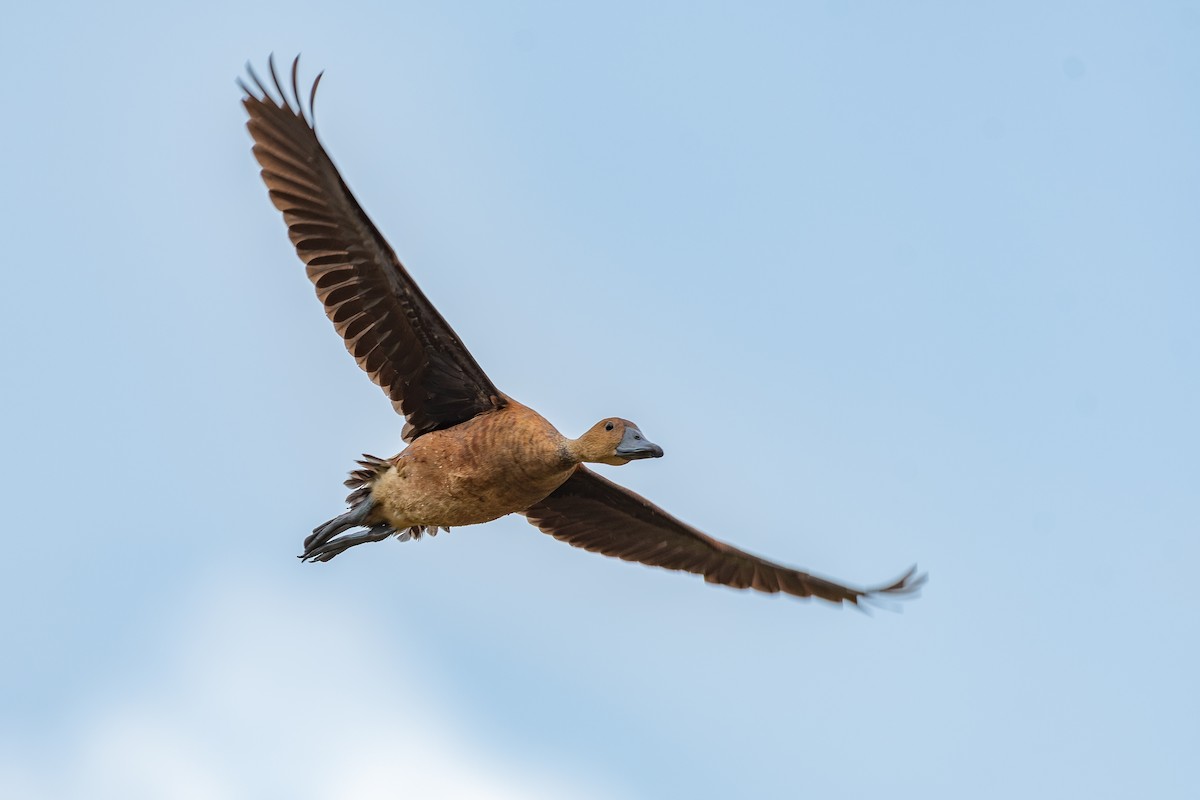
(854, 564, 927, 610)
(239, 53, 321, 129)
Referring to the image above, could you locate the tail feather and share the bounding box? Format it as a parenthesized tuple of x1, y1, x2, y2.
(343, 454, 391, 497)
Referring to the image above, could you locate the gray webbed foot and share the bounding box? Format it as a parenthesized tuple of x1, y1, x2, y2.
(305, 497, 376, 551)
(300, 524, 393, 562)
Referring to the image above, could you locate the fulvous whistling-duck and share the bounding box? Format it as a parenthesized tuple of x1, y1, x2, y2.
(241, 56, 925, 606)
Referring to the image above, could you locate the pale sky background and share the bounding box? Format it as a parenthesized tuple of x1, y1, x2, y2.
(2, 2, 1198, 798)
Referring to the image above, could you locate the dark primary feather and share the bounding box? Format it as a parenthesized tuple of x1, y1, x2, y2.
(240, 56, 504, 441)
(525, 467, 926, 606)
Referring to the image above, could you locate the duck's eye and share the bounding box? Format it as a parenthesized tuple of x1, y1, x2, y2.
(605, 422, 615, 431)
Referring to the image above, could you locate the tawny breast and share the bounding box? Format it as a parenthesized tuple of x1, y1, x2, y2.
(370, 401, 576, 529)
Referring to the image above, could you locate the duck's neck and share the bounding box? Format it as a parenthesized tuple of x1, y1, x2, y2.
(562, 432, 624, 466)
(560, 436, 590, 465)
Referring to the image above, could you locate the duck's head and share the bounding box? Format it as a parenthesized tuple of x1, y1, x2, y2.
(573, 418, 664, 466)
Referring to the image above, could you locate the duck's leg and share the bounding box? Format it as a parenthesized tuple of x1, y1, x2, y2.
(304, 496, 377, 551)
(301, 524, 394, 562)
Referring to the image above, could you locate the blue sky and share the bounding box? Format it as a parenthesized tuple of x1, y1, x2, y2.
(2, 1, 1197, 797)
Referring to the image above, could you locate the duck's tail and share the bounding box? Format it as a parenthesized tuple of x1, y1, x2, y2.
(300, 455, 445, 563)
(342, 454, 391, 507)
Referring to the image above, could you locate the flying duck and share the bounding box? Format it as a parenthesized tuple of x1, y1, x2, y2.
(240, 57, 925, 606)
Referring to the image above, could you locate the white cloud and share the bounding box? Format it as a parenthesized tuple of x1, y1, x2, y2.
(4, 576, 621, 800)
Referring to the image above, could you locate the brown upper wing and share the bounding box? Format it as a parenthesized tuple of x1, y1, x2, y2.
(524, 467, 926, 606)
(240, 57, 504, 441)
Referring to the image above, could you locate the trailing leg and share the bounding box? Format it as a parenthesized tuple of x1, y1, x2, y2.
(304, 495, 377, 551)
(303, 453, 393, 552)
(301, 523, 394, 562)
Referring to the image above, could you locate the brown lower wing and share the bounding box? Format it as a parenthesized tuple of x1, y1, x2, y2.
(524, 467, 925, 606)
(240, 56, 503, 440)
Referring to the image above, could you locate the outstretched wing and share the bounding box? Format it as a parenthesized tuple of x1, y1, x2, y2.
(241, 56, 504, 441)
(524, 467, 926, 606)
